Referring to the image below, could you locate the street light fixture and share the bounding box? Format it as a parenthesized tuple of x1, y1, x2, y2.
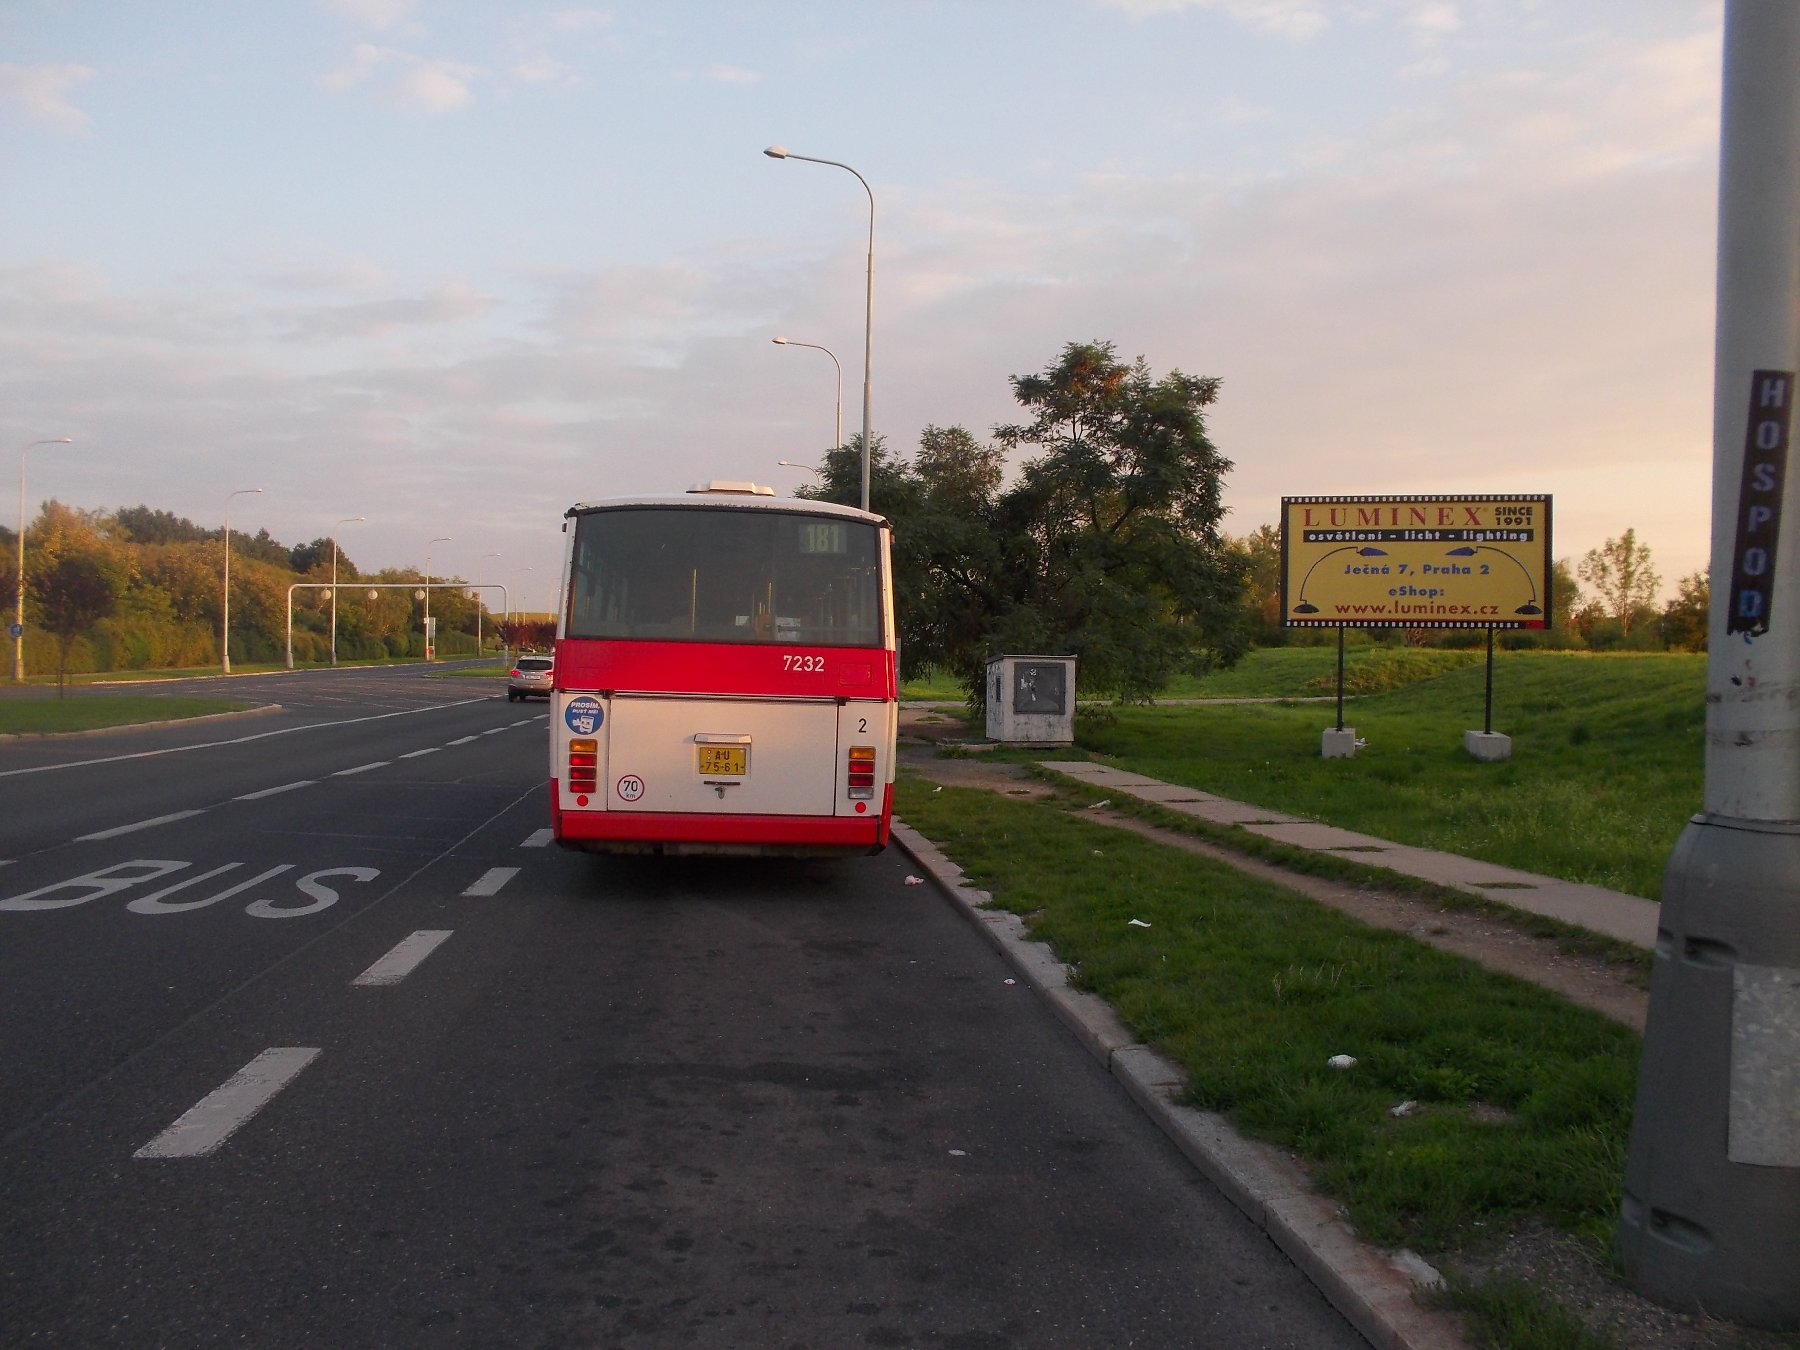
(424, 536, 451, 661)
(12, 436, 73, 683)
(330, 515, 365, 666)
(763, 145, 875, 512)
(221, 486, 264, 675)
(772, 336, 843, 454)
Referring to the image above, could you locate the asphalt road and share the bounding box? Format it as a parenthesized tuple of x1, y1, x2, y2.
(0, 664, 1365, 1348)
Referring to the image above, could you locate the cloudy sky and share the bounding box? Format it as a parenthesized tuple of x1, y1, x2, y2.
(3, 0, 1723, 605)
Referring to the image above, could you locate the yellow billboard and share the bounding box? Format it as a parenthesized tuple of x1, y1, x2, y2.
(1281, 495, 1552, 629)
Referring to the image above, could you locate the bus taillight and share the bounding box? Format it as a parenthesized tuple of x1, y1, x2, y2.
(568, 739, 598, 798)
(846, 744, 877, 799)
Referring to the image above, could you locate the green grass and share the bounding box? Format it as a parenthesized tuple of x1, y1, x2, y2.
(1438, 1276, 1622, 1350)
(429, 661, 511, 679)
(896, 778, 1640, 1257)
(0, 696, 252, 735)
(1156, 644, 1483, 698)
(1075, 651, 1703, 900)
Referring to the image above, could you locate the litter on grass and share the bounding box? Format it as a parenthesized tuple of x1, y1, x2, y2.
(1327, 1054, 1358, 1070)
(1128, 919, 1152, 928)
(1390, 1100, 1419, 1117)
(1087, 799, 1111, 809)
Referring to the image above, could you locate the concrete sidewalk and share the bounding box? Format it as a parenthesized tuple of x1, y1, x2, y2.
(1038, 761, 1659, 951)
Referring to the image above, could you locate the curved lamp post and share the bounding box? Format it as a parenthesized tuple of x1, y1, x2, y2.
(424, 536, 450, 661)
(12, 436, 72, 682)
(772, 337, 843, 454)
(330, 515, 365, 665)
(764, 145, 874, 512)
(480, 551, 501, 656)
(221, 486, 264, 675)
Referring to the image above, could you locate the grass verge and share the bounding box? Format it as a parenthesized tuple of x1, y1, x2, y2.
(1074, 651, 1702, 900)
(895, 777, 1640, 1257)
(0, 696, 252, 735)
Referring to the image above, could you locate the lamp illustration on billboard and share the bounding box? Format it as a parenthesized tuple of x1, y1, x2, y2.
(1445, 546, 1542, 615)
(1291, 546, 1389, 614)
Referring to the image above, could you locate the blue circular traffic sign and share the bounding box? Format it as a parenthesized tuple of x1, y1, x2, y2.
(563, 695, 604, 735)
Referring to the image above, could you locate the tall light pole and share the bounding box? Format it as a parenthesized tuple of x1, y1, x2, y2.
(764, 145, 875, 512)
(480, 551, 500, 657)
(221, 486, 264, 675)
(518, 565, 535, 649)
(329, 515, 365, 666)
(772, 337, 843, 454)
(424, 536, 450, 661)
(1620, 0, 1800, 1327)
(12, 436, 72, 682)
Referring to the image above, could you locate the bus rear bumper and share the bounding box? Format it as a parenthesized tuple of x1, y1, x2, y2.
(552, 792, 891, 858)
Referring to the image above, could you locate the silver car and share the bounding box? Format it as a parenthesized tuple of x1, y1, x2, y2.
(507, 654, 554, 702)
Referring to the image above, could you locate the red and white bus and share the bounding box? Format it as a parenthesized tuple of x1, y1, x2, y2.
(549, 482, 897, 857)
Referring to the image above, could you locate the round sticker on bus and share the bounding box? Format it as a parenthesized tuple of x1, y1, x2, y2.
(564, 696, 604, 735)
(616, 774, 645, 802)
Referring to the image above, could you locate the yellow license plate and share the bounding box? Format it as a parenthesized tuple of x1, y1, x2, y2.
(697, 745, 747, 776)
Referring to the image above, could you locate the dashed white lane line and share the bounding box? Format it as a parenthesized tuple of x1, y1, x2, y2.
(332, 761, 389, 777)
(462, 866, 520, 897)
(521, 828, 553, 848)
(134, 1047, 321, 1159)
(352, 930, 454, 987)
(399, 748, 440, 759)
(447, 735, 479, 746)
(481, 727, 508, 736)
(234, 780, 314, 801)
(75, 810, 207, 841)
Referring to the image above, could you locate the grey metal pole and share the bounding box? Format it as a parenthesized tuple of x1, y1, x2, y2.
(763, 147, 874, 511)
(1619, 0, 1800, 1327)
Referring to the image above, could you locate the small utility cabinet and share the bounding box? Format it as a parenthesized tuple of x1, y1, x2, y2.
(985, 655, 1077, 747)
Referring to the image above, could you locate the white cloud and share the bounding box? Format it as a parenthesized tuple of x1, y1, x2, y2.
(319, 44, 481, 113)
(0, 62, 95, 133)
(706, 63, 761, 85)
(513, 56, 576, 85)
(549, 8, 613, 31)
(1097, 0, 1330, 40)
(319, 0, 417, 31)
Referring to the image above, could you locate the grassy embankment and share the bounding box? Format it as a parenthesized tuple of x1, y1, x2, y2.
(0, 697, 252, 735)
(899, 649, 1712, 1347)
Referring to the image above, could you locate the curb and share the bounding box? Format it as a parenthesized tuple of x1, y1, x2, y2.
(0, 702, 284, 741)
(892, 818, 1472, 1350)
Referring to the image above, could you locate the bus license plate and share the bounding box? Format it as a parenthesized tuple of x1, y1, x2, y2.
(698, 746, 747, 776)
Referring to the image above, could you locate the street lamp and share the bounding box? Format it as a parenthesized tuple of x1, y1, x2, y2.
(424, 536, 450, 661)
(12, 436, 72, 683)
(764, 145, 875, 512)
(221, 486, 264, 675)
(330, 515, 365, 666)
(480, 551, 501, 657)
(772, 337, 843, 454)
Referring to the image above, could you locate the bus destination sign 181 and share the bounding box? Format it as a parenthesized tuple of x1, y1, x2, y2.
(1281, 495, 1553, 630)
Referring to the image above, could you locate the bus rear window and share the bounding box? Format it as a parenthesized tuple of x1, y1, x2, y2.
(567, 508, 883, 646)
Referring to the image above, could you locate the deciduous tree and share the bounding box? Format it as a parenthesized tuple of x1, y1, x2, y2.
(1578, 529, 1661, 636)
(1660, 571, 1709, 652)
(32, 551, 121, 694)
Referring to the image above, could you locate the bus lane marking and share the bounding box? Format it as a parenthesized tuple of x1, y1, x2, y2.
(234, 780, 314, 801)
(332, 761, 389, 777)
(134, 1047, 321, 1159)
(521, 828, 553, 848)
(0, 860, 380, 917)
(353, 930, 453, 987)
(462, 867, 519, 897)
(75, 811, 206, 842)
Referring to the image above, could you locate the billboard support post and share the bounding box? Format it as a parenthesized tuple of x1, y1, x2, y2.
(1619, 1, 1800, 1328)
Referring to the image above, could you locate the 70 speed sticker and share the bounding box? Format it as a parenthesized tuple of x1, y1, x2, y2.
(615, 775, 645, 802)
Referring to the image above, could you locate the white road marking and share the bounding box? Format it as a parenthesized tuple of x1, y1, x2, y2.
(521, 828, 553, 848)
(447, 735, 478, 746)
(134, 1047, 321, 1159)
(352, 929, 453, 987)
(75, 810, 206, 841)
(234, 780, 313, 801)
(399, 748, 439, 759)
(0, 697, 494, 779)
(462, 866, 519, 896)
(481, 727, 507, 736)
(332, 761, 389, 777)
